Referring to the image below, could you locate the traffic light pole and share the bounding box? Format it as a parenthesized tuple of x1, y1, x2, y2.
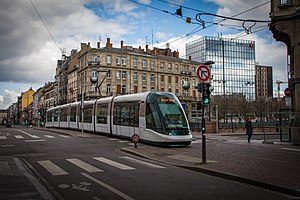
(201, 83, 207, 163)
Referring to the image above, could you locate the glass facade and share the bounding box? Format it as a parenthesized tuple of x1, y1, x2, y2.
(186, 36, 256, 101)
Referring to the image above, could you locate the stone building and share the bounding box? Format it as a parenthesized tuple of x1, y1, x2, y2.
(270, 0, 300, 144)
(56, 38, 202, 121)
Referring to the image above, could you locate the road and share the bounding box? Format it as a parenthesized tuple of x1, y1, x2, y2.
(0, 126, 297, 200)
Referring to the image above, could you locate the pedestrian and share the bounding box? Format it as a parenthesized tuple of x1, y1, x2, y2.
(245, 118, 253, 143)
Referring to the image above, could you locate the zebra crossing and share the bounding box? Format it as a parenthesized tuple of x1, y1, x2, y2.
(0, 134, 71, 140)
(37, 156, 165, 176)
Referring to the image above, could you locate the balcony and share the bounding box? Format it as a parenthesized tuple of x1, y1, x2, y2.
(88, 61, 100, 66)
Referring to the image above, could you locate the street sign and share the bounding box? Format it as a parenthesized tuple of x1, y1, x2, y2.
(196, 65, 210, 82)
(131, 134, 140, 143)
(284, 88, 291, 97)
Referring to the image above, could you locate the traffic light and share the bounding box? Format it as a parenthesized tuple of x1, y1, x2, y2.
(202, 83, 212, 104)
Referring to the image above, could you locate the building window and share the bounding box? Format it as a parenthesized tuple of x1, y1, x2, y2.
(150, 74, 155, 83)
(160, 62, 164, 70)
(122, 57, 126, 66)
(168, 76, 172, 84)
(133, 58, 138, 67)
(142, 73, 146, 82)
(91, 84, 97, 93)
(168, 63, 172, 71)
(280, 0, 293, 5)
(175, 64, 179, 71)
(161, 75, 164, 83)
(116, 56, 121, 65)
(175, 76, 179, 84)
(122, 85, 126, 94)
(134, 85, 138, 93)
(106, 55, 111, 64)
(107, 70, 111, 79)
(142, 86, 147, 92)
(150, 61, 155, 70)
(133, 72, 138, 80)
(116, 71, 121, 79)
(142, 60, 147, 68)
(107, 84, 111, 96)
(122, 71, 127, 79)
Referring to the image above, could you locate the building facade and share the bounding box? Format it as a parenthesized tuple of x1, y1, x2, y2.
(255, 64, 273, 99)
(186, 36, 256, 101)
(54, 39, 202, 121)
(270, 0, 300, 144)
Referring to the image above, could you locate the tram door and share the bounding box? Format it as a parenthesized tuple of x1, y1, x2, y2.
(112, 102, 140, 138)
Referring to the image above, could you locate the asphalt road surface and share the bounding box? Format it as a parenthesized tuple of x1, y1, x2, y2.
(0, 126, 297, 200)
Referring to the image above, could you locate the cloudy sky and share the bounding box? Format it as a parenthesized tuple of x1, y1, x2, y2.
(0, 0, 287, 109)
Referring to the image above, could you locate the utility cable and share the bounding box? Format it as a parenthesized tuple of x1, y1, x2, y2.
(29, 0, 61, 51)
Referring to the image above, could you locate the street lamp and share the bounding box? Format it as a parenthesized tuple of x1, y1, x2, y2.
(90, 69, 111, 97)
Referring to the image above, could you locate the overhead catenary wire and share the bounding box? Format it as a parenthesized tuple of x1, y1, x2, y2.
(29, 0, 61, 51)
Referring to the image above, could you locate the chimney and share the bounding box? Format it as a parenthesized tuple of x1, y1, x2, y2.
(121, 41, 123, 49)
(176, 51, 179, 59)
(146, 45, 149, 53)
(106, 38, 111, 48)
(88, 42, 90, 47)
(153, 48, 157, 55)
(97, 42, 100, 49)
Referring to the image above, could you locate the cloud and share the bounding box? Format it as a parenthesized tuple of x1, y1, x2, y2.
(0, 0, 137, 84)
(0, 89, 19, 110)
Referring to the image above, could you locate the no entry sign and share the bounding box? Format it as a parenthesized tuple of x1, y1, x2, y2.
(196, 65, 210, 82)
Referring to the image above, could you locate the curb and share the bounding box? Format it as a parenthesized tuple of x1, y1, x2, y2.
(120, 147, 300, 198)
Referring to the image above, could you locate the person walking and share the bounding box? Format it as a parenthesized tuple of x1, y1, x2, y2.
(245, 118, 253, 143)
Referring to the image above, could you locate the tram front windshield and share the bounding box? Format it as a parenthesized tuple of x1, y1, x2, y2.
(146, 93, 189, 135)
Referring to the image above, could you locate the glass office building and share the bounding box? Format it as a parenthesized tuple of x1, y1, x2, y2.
(186, 36, 256, 101)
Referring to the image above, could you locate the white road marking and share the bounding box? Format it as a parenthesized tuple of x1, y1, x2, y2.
(37, 160, 69, 176)
(81, 173, 135, 200)
(1, 144, 15, 147)
(120, 156, 165, 169)
(44, 135, 55, 138)
(0, 136, 7, 139)
(59, 135, 70, 138)
(15, 135, 24, 139)
(24, 139, 46, 142)
(282, 147, 300, 152)
(109, 138, 119, 141)
(66, 158, 103, 173)
(13, 129, 40, 138)
(93, 157, 135, 170)
(118, 140, 129, 143)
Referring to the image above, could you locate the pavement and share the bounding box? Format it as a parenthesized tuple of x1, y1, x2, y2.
(1, 127, 300, 199)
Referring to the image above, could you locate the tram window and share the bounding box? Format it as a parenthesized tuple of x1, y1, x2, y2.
(96, 104, 107, 124)
(46, 111, 52, 122)
(84, 106, 93, 123)
(146, 102, 163, 130)
(53, 110, 59, 122)
(60, 108, 68, 122)
(70, 107, 76, 122)
(113, 102, 139, 127)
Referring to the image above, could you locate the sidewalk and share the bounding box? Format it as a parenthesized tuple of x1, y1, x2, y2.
(0, 157, 54, 200)
(122, 132, 300, 198)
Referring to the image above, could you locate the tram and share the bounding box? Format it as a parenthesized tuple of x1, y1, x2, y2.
(46, 92, 192, 146)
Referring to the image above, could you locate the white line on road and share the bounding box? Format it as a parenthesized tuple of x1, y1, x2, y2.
(24, 139, 46, 142)
(120, 156, 165, 169)
(44, 135, 55, 138)
(66, 158, 103, 173)
(1, 144, 15, 147)
(93, 157, 135, 170)
(282, 147, 300, 152)
(0, 136, 7, 139)
(15, 135, 24, 139)
(37, 160, 69, 176)
(59, 135, 70, 138)
(13, 129, 40, 139)
(81, 173, 134, 200)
